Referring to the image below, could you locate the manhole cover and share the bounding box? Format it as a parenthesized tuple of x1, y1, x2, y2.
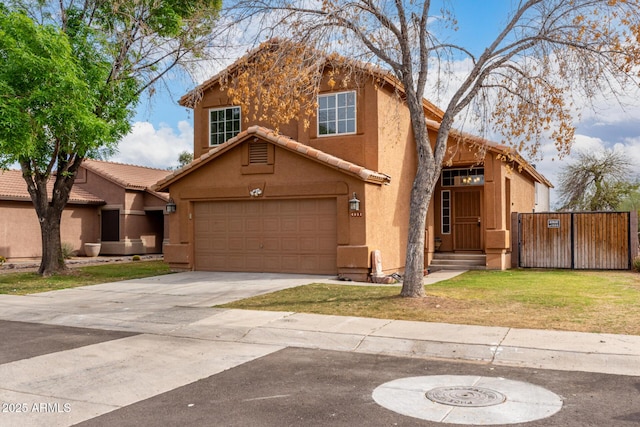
(372, 375, 563, 425)
(426, 386, 506, 407)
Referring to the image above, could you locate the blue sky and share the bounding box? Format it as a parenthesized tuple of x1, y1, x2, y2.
(113, 1, 640, 207)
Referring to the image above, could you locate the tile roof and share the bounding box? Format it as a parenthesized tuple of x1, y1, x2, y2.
(82, 159, 172, 193)
(425, 119, 554, 188)
(0, 169, 105, 205)
(154, 126, 392, 191)
(178, 39, 444, 121)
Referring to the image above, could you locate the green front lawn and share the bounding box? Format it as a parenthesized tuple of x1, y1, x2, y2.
(0, 261, 171, 295)
(220, 269, 640, 335)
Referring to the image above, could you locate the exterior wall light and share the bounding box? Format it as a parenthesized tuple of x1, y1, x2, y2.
(166, 199, 177, 213)
(349, 192, 360, 212)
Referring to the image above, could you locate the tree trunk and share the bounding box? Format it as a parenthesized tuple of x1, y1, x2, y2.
(20, 157, 81, 277)
(38, 207, 66, 276)
(400, 162, 434, 297)
(400, 109, 452, 297)
(400, 92, 440, 297)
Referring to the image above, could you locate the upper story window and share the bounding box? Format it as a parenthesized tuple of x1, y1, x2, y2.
(210, 106, 241, 146)
(318, 91, 356, 136)
(441, 167, 485, 187)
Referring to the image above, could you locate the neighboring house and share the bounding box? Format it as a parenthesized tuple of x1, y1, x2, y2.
(0, 160, 170, 260)
(154, 46, 552, 280)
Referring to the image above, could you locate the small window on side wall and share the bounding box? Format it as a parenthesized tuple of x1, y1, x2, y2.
(210, 106, 241, 146)
(318, 91, 356, 136)
(441, 190, 451, 234)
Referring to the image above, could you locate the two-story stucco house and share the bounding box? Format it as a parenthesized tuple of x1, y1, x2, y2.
(154, 45, 551, 281)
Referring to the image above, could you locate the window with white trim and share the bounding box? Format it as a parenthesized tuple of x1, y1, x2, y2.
(210, 106, 241, 146)
(318, 91, 356, 136)
(441, 190, 451, 234)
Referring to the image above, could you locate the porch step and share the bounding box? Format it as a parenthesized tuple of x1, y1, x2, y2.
(429, 253, 486, 271)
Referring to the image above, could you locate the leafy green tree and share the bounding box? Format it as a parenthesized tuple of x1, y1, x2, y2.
(177, 151, 194, 168)
(0, 10, 114, 274)
(0, 0, 221, 276)
(618, 187, 640, 211)
(557, 149, 637, 211)
(618, 186, 640, 234)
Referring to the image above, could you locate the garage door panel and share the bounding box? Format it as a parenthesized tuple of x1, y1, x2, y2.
(245, 219, 261, 232)
(226, 203, 244, 215)
(262, 237, 281, 251)
(299, 218, 317, 232)
(194, 220, 211, 234)
(299, 237, 318, 251)
(281, 218, 298, 232)
(279, 201, 298, 214)
(227, 255, 249, 270)
(300, 256, 323, 271)
(194, 199, 337, 274)
(262, 255, 282, 269)
(318, 218, 335, 232)
(281, 238, 299, 251)
(245, 237, 261, 250)
(263, 218, 280, 232)
(227, 237, 244, 250)
(228, 218, 244, 232)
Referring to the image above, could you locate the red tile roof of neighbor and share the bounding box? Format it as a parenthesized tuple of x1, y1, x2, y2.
(153, 126, 392, 191)
(1, 160, 172, 204)
(82, 159, 172, 192)
(0, 169, 105, 205)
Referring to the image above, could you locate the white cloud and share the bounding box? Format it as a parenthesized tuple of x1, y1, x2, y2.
(618, 137, 640, 180)
(111, 121, 193, 170)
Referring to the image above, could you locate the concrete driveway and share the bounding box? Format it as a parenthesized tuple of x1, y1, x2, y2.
(0, 271, 639, 426)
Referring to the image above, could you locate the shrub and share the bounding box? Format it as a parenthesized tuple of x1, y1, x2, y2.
(633, 256, 640, 273)
(61, 242, 75, 259)
(132, 255, 141, 261)
(0, 256, 6, 266)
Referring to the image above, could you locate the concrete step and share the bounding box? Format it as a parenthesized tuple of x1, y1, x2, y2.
(431, 259, 486, 266)
(429, 253, 486, 271)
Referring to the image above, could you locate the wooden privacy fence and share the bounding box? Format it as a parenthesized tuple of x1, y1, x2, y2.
(512, 211, 639, 270)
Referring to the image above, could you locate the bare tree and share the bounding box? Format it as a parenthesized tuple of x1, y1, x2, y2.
(558, 148, 637, 211)
(227, 0, 640, 296)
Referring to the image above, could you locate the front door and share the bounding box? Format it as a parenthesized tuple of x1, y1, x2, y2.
(453, 190, 482, 251)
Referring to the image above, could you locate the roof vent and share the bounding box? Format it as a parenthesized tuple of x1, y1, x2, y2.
(249, 142, 269, 164)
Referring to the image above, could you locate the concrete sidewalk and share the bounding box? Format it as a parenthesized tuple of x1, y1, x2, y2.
(0, 271, 639, 426)
(0, 270, 638, 376)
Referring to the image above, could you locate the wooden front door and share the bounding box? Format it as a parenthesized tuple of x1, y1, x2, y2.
(453, 190, 482, 251)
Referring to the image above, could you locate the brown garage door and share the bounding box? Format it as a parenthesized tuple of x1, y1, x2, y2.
(194, 199, 337, 274)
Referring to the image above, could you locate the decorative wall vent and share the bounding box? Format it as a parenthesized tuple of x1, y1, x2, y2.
(249, 142, 269, 164)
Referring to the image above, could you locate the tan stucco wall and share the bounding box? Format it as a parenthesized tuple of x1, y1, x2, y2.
(193, 73, 380, 171)
(77, 170, 126, 206)
(509, 166, 537, 213)
(0, 201, 99, 259)
(76, 169, 166, 255)
(362, 85, 416, 275)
